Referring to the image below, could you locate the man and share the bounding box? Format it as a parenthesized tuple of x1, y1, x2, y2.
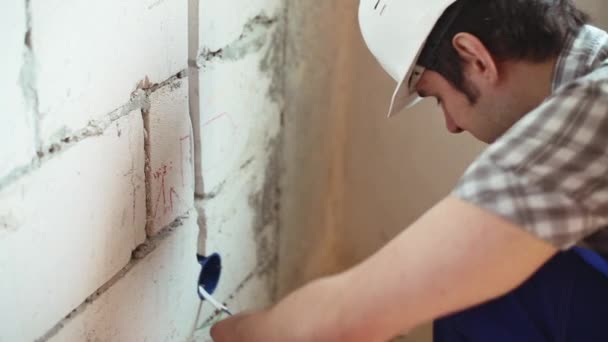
(212, 0, 608, 340)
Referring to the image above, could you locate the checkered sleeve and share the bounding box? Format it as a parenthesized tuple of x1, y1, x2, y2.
(453, 78, 608, 249)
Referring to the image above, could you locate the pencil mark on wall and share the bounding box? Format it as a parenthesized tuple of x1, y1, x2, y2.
(380, 4, 387, 15)
(201, 112, 235, 128)
(201, 112, 238, 173)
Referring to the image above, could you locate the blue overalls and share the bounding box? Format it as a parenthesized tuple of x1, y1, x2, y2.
(434, 248, 608, 341)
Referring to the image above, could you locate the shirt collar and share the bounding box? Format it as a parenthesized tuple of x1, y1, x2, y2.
(552, 25, 608, 92)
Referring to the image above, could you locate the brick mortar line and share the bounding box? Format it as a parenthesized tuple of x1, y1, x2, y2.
(0, 70, 187, 193)
(35, 210, 195, 342)
(142, 105, 153, 237)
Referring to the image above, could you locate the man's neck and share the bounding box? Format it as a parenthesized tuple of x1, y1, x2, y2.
(503, 56, 559, 113)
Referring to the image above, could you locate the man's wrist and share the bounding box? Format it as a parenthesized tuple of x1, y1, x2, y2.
(263, 275, 356, 341)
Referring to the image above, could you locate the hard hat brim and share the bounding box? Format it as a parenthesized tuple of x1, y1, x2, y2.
(388, 71, 423, 118)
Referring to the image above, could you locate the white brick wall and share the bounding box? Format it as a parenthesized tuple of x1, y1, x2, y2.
(49, 214, 200, 342)
(148, 79, 195, 236)
(194, 2, 283, 339)
(0, 0, 284, 339)
(0, 1, 36, 179)
(32, 0, 187, 144)
(0, 112, 146, 341)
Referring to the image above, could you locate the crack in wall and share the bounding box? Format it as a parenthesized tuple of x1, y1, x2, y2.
(197, 180, 227, 201)
(196, 14, 278, 67)
(19, 0, 41, 152)
(35, 212, 194, 342)
(257, 4, 288, 302)
(0, 70, 187, 194)
(279, 1, 289, 128)
(249, 138, 280, 241)
(142, 106, 153, 237)
(273, 2, 289, 303)
(259, 12, 287, 105)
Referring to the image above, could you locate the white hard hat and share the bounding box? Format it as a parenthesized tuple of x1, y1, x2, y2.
(359, 0, 457, 117)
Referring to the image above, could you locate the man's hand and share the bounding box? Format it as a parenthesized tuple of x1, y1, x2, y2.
(210, 277, 351, 342)
(210, 311, 268, 341)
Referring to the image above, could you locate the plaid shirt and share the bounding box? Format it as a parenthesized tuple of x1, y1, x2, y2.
(453, 25, 608, 254)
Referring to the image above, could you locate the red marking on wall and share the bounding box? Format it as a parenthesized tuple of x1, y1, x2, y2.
(203, 112, 230, 127)
(153, 163, 182, 218)
(153, 162, 173, 219)
(152, 133, 195, 223)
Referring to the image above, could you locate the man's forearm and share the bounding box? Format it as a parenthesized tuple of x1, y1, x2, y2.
(263, 276, 357, 341)
(212, 196, 557, 341)
(330, 196, 557, 341)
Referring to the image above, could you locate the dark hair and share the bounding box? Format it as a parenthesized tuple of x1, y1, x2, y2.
(418, 0, 589, 102)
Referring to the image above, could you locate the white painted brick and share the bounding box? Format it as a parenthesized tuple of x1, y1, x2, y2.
(0, 112, 146, 342)
(199, 0, 283, 50)
(192, 163, 277, 341)
(201, 176, 277, 293)
(195, 45, 280, 323)
(0, 1, 37, 178)
(193, 4, 282, 335)
(49, 214, 200, 342)
(148, 79, 194, 235)
(32, 0, 187, 143)
(199, 51, 281, 193)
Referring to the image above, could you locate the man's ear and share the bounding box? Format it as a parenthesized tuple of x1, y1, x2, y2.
(452, 33, 498, 83)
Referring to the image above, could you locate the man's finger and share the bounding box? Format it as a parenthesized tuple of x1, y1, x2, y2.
(210, 316, 237, 341)
(211, 313, 254, 341)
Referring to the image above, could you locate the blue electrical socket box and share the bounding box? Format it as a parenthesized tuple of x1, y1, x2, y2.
(197, 253, 222, 301)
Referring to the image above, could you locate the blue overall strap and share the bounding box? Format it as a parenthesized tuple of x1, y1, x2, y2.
(434, 249, 608, 342)
(572, 246, 608, 279)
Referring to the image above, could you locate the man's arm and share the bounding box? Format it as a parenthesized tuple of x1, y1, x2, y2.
(211, 196, 557, 341)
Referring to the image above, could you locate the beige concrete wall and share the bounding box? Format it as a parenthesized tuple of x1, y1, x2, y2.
(577, 0, 608, 28)
(280, 3, 481, 340)
(280, 0, 483, 295)
(280, 1, 361, 292)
